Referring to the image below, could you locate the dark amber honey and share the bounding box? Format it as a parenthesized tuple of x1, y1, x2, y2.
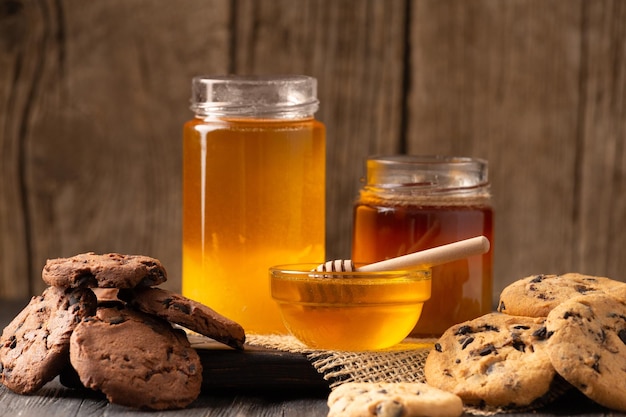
(352, 201, 493, 337)
(351, 154, 493, 337)
(352, 202, 493, 337)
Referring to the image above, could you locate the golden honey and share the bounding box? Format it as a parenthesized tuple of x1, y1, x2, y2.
(183, 76, 325, 334)
(270, 265, 431, 351)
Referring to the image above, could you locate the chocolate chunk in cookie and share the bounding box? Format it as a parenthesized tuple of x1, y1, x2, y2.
(69, 306, 202, 410)
(119, 287, 245, 350)
(42, 252, 167, 289)
(537, 293, 626, 412)
(425, 312, 555, 408)
(497, 273, 626, 317)
(327, 382, 463, 417)
(0, 286, 97, 394)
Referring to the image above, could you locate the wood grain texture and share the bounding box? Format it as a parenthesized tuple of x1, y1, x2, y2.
(1, 0, 231, 295)
(408, 0, 625, 298)
(0, 374, 623, 417)
(576, 0, 626, 278)
(1, 0, 625, 301)
(0, 381, 331, 417)
(0, 0, 40, 298)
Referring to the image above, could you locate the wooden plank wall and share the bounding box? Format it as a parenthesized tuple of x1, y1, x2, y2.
(1, 0, 624, 301)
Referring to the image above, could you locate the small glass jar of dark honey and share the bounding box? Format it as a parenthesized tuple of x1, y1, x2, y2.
(351, 155, 494, 337)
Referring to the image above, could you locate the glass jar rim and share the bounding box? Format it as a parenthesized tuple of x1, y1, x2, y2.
(364, 154, 489, 191)
(368, 154, 487, 167)
(190, 74, 319, 118)
(269, 263, 431, 280)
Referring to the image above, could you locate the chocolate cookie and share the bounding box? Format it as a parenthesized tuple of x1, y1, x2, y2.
(0, 286, 97, 394)
(42, 252, 167, 289)
(537, 293, 626, 412)
(424, 312, 555, 408)
(497, 273, 626, 317)
(119, 287, 245, 350)
(327, 382, 463, 417)
(69, 306, 202, 410)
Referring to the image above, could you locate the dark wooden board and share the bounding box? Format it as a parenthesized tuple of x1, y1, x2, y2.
(196, 341, 329, 395)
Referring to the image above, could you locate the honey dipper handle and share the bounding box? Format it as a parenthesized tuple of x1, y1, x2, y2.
(356, 236, 490, 272)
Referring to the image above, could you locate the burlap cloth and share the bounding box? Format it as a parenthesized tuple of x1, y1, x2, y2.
(245, 334, 434, 388)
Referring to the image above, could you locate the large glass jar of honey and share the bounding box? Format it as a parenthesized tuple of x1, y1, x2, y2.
(182, 75, 326, 334)
(351, 155, 493, 337)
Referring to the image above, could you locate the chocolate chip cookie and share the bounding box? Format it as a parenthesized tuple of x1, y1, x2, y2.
(497, 273, 626, 317)
(119, 287, 245, 350)
(537, 293, 626, 412)
(42, 252, 167, 288)
(327, 382, 463, 417)
(69, 306, 202, 410)
(0, 286, 97, 394)
(424, 312, 555, 408)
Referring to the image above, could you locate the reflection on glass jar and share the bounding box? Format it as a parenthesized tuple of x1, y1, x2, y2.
(182, 75, 326, 334)
(351, 155, 493, 337)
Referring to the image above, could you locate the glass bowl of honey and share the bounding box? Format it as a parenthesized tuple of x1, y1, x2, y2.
(269, 264, 431, 351)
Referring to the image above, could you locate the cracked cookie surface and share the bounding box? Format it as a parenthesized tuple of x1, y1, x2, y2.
(424, 312, 554, 407)
(69, 306, 202, 410)
(119, 287, 245, 350)
(42, 252, 167, 289)
(0, 286, 96, 394)
(537, 293, 626, 412)
(497, 273, 626, 317)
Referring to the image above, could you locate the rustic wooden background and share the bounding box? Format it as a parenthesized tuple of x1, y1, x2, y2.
(1, 0, 624, 302)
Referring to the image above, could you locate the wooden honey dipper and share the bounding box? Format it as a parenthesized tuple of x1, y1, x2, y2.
(315, 236, 490, 272)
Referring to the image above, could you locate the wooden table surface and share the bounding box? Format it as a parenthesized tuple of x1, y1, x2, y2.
(1, 298, 626, 417)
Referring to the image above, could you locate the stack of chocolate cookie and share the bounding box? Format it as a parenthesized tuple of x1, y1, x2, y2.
(0, 252, 245, 410)
(425, 272, 626, 412)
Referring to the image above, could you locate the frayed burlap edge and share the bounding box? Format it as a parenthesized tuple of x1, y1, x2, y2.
(246, 334, 434, 388)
